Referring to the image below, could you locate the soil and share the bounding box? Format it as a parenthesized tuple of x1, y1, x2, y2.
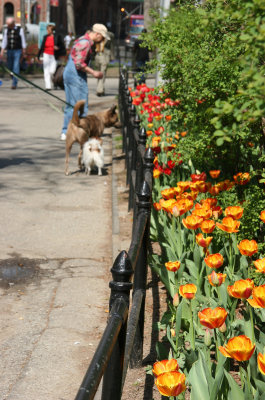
(113, 130, 168, 400)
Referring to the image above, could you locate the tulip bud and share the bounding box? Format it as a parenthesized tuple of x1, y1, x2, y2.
(218, 322, 227, 333)
(185, 341, 191, 351)
(173, 293, 179, 307)
(170, 329, 176, 337)
(172, 206, 180, 218)
(210, 271, 222, 286)
(204, 328, 212, 347)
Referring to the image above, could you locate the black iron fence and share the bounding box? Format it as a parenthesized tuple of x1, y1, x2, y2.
(74, 68, 154, 400)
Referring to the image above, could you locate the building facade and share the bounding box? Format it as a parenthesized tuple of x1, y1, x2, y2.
(0, 1, 47, 29)
(0, 0, 144, 37)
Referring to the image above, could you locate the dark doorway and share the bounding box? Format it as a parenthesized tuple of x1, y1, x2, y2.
(3, 2, 14, 24)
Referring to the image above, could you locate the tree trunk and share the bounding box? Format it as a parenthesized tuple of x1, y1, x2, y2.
(66, 0, 76, 36)
(144, 0, 160, 30)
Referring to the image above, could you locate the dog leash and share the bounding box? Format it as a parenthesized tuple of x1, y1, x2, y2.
(0, 63, 74, 108)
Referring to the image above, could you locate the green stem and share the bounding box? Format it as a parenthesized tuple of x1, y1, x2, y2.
(216, 286, 222, 306)
(176, 217, 182, 259)
(214, 329, 220, 362)
(247, 302, 255, 343)
(239, 365, 245, 390)
(192, 229, 195, 252)
(189, 300, 195, 351)
(240, 362, 253, 397)
(229, 235, 234, 276)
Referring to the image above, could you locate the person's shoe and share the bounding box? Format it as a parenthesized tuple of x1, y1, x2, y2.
(96, 92, 105, 97)
(11, 85, 16, 90)
(60, 133, 66, 141)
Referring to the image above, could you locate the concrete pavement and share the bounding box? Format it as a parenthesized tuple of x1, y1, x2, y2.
(0, 75, 120, 400)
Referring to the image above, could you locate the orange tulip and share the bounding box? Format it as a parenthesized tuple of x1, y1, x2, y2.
(160, 199, 178, 214)
(192, 207, 212, 219)
(204, 253, 224, 269)
(212, 206, 223, 219)
(153, 169, 162, 179)
(165, 261, 181, 272)
(216, 217, 240, 233)
(209, 185, 221, 196)
(152, 359, 179, 377)
(189, 191, 200, 201)
(196, 233, 213, 248)
(152, 137, 161, 147)
(146, 130, 153, 137)
(174, 186, 184, 197)
(198, 307, 228, 329)
(227, 279, 254, 299)
(260, 210, 265, 223)
(258, 353, 265, 375)
(165, 115, 172, 121)
(208, 271, 227, 287)
(196, 181, 212, 193)
(174, 198, 194, 216)
(218, 180, 235, 191)
(155, 371, 186, 397)
(177, 181, 191, 191)
(234, 172, 250, 185)
(247, 285, 265, 308)
(224, 206, 244, 220)
(219, 335, 255, 361)
(200, 219, 215, 234)
(253, 258, 265, 273)
(201, 198, 218, 208)
(161, 188, 177, 200)
(179, 283, 197, 299)
(182, 215, 203, 230)
(209, 170, 221, 179)
(238, 239, 258, 257)
(153, 202, 162, 211)
(180, 131, 187, 137)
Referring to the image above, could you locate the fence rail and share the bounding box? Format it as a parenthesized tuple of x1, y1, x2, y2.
(74, 67, 154, 400)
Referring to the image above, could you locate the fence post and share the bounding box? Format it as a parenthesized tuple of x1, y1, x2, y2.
(130, 180, 151, 368)
(143, 146, 154, 188)
(101, 251, 133, 400)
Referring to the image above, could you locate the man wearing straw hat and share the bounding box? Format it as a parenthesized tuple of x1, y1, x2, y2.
(60, 23, 110, 141)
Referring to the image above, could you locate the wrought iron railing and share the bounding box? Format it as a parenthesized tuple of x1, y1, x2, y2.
(74, 68, 154, 400)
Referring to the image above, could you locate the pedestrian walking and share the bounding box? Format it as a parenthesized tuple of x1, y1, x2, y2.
(94, 31, 114, 96)
(60, 23, 109, 141)
(37, 24, 65, 90)
(0, 17, 27, 89)
(133, 28, 149, 85)
(64, 32, 75, 51)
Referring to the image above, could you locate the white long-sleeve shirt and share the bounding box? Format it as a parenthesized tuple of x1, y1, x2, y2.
(1, 26, 27, 50)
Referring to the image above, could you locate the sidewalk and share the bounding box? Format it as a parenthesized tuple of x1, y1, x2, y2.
(0, 75, 120, 400)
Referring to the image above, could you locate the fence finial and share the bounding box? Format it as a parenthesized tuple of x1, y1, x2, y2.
(109, 250, 133, 309)
(137, 181, 151, 213)
(139, 127, 146, 146)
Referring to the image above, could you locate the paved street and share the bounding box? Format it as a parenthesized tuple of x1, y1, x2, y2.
(0, 74, 120, 400)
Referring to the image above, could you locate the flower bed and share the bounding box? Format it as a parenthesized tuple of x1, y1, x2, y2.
(130, 83, 265, 399)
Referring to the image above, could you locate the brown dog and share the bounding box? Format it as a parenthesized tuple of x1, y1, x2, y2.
(65, 100, 119, 175)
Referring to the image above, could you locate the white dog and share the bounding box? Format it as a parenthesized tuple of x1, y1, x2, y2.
(82, 138, 104, 176)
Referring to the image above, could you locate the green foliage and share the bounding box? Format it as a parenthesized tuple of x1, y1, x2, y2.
(143, 0, 265, 173)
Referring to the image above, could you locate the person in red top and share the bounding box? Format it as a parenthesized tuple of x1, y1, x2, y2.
(38, 25, 65, 90)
